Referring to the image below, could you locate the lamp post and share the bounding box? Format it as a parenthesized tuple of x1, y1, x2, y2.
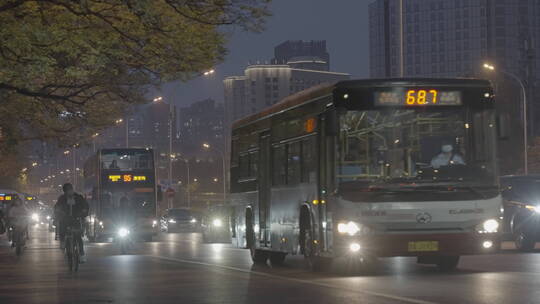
(92, 132, 99, 152)
(483, 63, 528, 174)
(153, 96, 174, 208)
(202, 143, 227, 204)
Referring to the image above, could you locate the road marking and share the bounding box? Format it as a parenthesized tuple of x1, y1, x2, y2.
(145, 254, 438, 304)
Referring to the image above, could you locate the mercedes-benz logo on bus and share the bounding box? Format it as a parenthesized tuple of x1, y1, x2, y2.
(416, 212, 432, 224)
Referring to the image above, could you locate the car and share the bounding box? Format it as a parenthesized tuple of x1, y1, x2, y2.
(202, 205, 231, 243)
(501, 175, 540, 251)
(160, 208, 200, 233)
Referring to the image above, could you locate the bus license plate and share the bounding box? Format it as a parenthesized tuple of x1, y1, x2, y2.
(408, 241, 439, 252)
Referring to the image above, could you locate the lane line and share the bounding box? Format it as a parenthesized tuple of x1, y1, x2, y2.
(144, 254, 438, 304)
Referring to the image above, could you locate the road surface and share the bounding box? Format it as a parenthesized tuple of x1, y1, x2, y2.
(2, 225, 540, 304)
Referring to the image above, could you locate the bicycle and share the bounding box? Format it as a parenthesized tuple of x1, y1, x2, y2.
(64, 219, 82, 272)
(11, 223, 27, 256)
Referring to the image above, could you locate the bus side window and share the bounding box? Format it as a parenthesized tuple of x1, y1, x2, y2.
(301, 137, 317, 183)
(239, 154, 250, 179)
(287, 141, 301, 185)
(273, 145, 287, 186)
(249, 151, 258, 179)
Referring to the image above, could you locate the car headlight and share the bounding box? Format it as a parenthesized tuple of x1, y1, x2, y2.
(152, 220, 158, 227)
(190, 218, 197, 223)
(118, 227, 129, 238)
(31, 213, 39, 222)
(337, 221, 360, 236)
(46, 215, 51, 220)
(212, 219, 222, 227)
(168, 219, 176, 223)
(477, 219, 499, 233)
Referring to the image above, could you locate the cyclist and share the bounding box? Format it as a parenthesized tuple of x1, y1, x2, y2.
(54, 183, 89, 263)
(7, 197, 29, 248)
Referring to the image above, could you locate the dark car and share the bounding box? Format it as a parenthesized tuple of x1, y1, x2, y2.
(202, 205, 232, 243)
(501, 175, 540, 251)
(160, 208, 200, 233)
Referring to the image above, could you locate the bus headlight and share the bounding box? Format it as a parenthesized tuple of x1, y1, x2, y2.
(337, 221, 360, 236)
(477, 219, 499, 233)
(212, 219, 223, 227)
(118, 227, 130, 238)
(31, 213, 39, 222)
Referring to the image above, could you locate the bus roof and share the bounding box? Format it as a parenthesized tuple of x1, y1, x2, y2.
(232, 78, 492, 130)
(232, 82, 336, 130)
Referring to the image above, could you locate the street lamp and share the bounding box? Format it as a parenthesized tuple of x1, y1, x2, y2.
(203, 69, 215, 76)
(92, 132, 99, 152)
(483, 63, 528, 174)
(115, 118, 129, 148)
(202, 143, 227, 204)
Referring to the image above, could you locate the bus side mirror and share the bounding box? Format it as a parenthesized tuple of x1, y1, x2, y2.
(325, 109, 339, 136)
(497, 114, 510, 140)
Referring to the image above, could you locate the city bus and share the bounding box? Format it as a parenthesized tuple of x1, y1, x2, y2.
(83, 148, 159, 241)
(229, 78, 502, 271)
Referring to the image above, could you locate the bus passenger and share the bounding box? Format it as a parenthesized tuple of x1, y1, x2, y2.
(109, 160, 120, 169)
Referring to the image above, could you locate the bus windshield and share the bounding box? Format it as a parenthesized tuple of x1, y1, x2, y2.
(101, 149, 153, 171)
(100, 191, 155, 219)
(337, 107, 497, 194)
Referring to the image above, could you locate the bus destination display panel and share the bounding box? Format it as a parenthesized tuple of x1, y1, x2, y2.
(374, 89, 462, 106)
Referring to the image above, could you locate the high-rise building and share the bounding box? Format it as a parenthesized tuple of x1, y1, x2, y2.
(369, 0, 540, 172)
(273, 40, 330, 71)
(177, 98, 224, 156)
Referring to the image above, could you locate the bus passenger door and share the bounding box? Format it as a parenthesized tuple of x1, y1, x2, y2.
(318, 111, 336, 252)
(258, 132, 271, 247)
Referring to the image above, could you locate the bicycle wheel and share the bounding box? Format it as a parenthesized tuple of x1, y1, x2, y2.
(15, 232, 22, 256)
(66, 238, 73, 272)
(73, 241, 79, 272)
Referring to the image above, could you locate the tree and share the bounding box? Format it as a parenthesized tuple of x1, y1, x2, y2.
(0, 0, 270, 154)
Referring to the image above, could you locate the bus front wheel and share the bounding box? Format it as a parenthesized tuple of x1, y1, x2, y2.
(515, 230, 536, 252)
(269, 252, 286, 266)
(246, 210, 267, 264)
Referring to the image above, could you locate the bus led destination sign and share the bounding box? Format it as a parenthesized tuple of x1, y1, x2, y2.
(374, 89, 462, 106)
(108, 174, 147, 182)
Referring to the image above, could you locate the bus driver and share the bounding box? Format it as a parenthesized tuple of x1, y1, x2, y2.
(430, 144, 465, 169)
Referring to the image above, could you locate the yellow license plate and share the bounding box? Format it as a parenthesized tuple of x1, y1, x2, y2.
(408, 241, 439, 252)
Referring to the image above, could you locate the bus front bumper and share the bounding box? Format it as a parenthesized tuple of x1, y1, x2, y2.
(333, 233, 500, 257)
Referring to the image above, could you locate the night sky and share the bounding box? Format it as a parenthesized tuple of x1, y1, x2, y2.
(159, 0, 371, 108)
